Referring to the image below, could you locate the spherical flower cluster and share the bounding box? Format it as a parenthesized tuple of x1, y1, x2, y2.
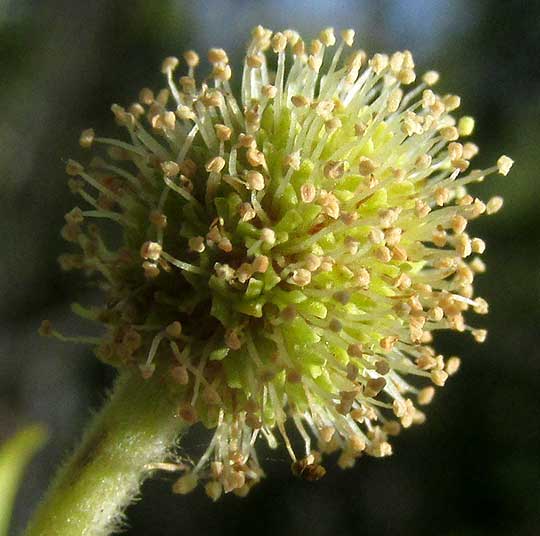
(42, 26, 512, 500)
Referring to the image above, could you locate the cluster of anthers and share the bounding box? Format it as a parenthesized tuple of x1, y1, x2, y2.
(41, 26, 512, 500)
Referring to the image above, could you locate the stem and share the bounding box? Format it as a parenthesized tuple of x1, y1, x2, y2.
(25, 372, 186, 536)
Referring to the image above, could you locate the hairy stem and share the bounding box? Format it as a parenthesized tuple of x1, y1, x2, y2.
(25, 372, 186, 536)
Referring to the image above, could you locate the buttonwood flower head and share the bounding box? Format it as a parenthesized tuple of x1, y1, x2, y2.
(42, 26, 512, 499)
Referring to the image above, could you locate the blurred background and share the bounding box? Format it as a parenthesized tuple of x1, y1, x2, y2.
(1, 0, 539, 534)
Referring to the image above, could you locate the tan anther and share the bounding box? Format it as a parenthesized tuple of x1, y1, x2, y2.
(140, 241, 162, 261)
(178, 76, 196, 92)
(300, 183, 316, 203)
(440, 126, 459, 141)
(497, 155, 514, 176)
(246, 148, 266, 167)
(358, 156, 378, 176)
(271, 32, 287, 52)
(205, 481, 222, 502)
(380, 336, 397, 351)
(452, 158, 470, 172)
(446, 356, 461, 376)
(391, 245, 408, 261)
(398, 68, 416, 85)
(417, 353, 437, 370)
(462, 142, 479, 160)
(417, 386, 435, 406)
(354, 122, 367, 137)
(225, 329, 242, 350)
(170, 365, 189, 385)
(374, 245, 392, 262)
(448, 141, 463, 160)
(470, 257, 486, 273)
(188, 236, 205, 253)
(304, 253, 322, 272)
(245, 170, 265, 191)
(201, 90, 223, 108)
(443, 94, 461, 111)
(394, 272, 411, 291)
(365, 377, 387, 397)
(430, 369, 448, 387)
(427, 306, 444, 322)
(236, 263, 253, 283)
(284, 151, 301, 170)
(142, 261, 160, 279)
(308, 54, 323, 71)
(161, 56, 179, 73)
(182, 49, 199, 68)
(315, 99, 335, 119)
(215, 124, 232, 141)
(472, 328, 487, 343)
(152, 111, 176, 130)
(415, 153, 432, 169)
(128, 103, 144, 118)
(341, 29, 355, 46)
(165, 321, 182, 339)
(387, 88, 403, 113)
(65, 159, 83, 176)
(212, 64, 232, 81)
(292, 39, 305, 56)
(344, 236, 359, 254)
(432, 228, 447, 247)
(246, 54, 264, 68)
(355, 267, 371, 289)
(456, 234, 472, 258)
(375, 360, 390, 375)
(175, 105, 195, 121)
(471, 238, 486, 254)
(323, 160, 345, 180)
(208, 48, 228, 64)
(390, 51, 404, 73)
(78, 128, 95, 148)
(422, 89, 436, 108)
(237, 133, 256, 148)
(205, 156, 226, 173)
(214, 262, 235, 282)
(262, 84, 277, 99)
(318, 27, 336, 47)
(422, 70, 439, 86)
(384, 227, 402, 246)
(319, 426, 335, 443)
(318, 190, 340, 219)
(289, 268, 311, 287)
(486, 196, 503, 215)
(435, 186, 450, 206)
(291, 95, 310, 108)
(261, 228, 276, 245)
(310, 38, 323, 56)
(415, 199, 431, 218)
(218, 237, 232, 253)
(252, 255, 269, 274)
(238, 202, 256, 222)
(325, 118, 342, 132)
(450, 214, 467, 234)
(149, 210, 167, 229)
(172, 472, 198, 495)
(64, 207, 84, 225)
(139, 87, 154, 105)
(370, 53, 388, 74)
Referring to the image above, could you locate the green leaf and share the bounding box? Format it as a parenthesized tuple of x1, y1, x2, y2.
(0, 425, 47, 536)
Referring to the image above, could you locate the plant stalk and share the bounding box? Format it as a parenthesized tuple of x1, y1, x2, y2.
(25, 372, 186, 536)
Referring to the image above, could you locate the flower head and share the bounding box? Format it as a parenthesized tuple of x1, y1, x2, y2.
(44, 26, 511, 498)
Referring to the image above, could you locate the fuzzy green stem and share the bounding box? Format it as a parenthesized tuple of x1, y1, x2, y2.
(25, 372, 186, 536)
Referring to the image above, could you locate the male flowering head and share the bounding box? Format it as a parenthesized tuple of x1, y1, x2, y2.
(43, 26, 512, 499)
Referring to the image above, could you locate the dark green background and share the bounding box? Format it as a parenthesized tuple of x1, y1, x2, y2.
(1, 1, 539, 534)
